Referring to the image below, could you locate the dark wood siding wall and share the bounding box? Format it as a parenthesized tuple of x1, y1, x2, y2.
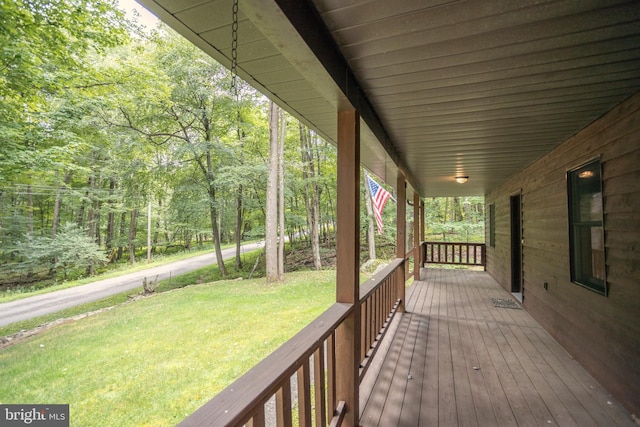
(485, 91, 640, 417)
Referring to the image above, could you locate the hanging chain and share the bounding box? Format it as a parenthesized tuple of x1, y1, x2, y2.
(230, 0, 239, 103)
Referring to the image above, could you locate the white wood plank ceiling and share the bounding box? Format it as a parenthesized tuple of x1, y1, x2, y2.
(138, 0, 640, 197)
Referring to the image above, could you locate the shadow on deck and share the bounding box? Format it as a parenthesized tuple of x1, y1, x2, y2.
(360, 268, 635, 427)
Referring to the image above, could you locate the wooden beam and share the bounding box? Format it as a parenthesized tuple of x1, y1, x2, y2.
(269, 0, 420, 193)
(396, 173, 406, 313)
(335, 110, 361, 427)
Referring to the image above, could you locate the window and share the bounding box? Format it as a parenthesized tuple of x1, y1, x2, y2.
(489, 203, 495, 247)
(567, 159, 606, 295)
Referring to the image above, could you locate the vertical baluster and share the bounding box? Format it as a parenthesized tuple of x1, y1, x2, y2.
(276, 381, 292, 427)
(326, 334, 336, 421)
(314, 346, 327, 427)
(371, 289, 376, 342)
(360, 300, 367, 360)
(367, 292, 372, 351)
(374, 288, 380, 341)
(297, 362, 312, 427)
(248, 405, 265, 427)
(383, 277, 388, 317)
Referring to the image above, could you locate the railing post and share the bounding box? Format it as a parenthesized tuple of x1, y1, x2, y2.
(335, 110, 360, 427)
(413, 191, 420, 281)
(396, 172, 406, 313)
(420, 201, 425, 242)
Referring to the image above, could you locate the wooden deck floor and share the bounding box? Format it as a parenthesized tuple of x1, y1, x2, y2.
(360, 269, 636, 427)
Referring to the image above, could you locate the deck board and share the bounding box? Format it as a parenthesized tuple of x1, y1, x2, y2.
(360, 269, 636, 427)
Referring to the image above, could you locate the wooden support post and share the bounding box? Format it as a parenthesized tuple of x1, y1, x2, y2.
(414, 191, 420, 281)
(420, 201, 425, 242)
(420, 200, 425, 268)
(335, 110, 360, 427)
(396, 173, 406, 313)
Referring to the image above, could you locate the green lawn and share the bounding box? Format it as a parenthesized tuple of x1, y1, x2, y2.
(0, 270, 335, 426)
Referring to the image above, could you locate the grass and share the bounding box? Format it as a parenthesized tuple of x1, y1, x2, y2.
(0, 241, 249, 304)
(0, 269, 336, 426)
(0, 248, 264, 338)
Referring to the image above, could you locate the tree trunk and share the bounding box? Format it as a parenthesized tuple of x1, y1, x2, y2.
(129, 209, 137, 264)
(235, 184, 243, 269)
(117, 211, 126, 261)
(152, 197, 161, 255)
(93, 175, 102, 247)
(265, 101, 279, 282)
(234, 117, 245, 270)
(453, 196, 463, 222)
(277, 108, 285, 280)
(26, 183, 33, 235)
(208, 186, 227, 276)
(300, 123, 322, 270)
(106, 179, 116, 250)
(85, 175, 97, 276)
(324, 181, 336, 243)
(86, 174, 99, 245)
(52, 171, 72, 238)
(77, 189, 87, 229)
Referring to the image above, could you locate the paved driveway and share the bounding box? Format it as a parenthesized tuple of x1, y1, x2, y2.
(0, 241, 264, 327)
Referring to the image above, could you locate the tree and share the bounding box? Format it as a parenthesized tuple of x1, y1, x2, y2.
(300, 123, 322, 269)
(0, 0, 132, 276)
(265, 101, 280, 282)
(106, 31, 239, 275)
(0, 0, 128, 184)
(16, 223, 107, 279)
(277, 108, 286, 280)
(0, 2, 351, 285)
(424, 197, 485, 242)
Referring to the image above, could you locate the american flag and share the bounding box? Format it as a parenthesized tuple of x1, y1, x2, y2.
(366, 174, 392, 233)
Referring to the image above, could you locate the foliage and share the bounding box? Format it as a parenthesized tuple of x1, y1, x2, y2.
(0, 0, 345, 287)
(14, 223, 107, 279)
(424, 197, 485, 242)
(0, 0, 130, 182)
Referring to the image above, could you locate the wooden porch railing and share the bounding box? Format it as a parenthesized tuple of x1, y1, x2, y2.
(178, 258, 404, 427)
(421, 241, 486, 269)
(359, 260, 402, 379)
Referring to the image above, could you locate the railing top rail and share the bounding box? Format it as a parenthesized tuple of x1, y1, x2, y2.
(360, 258, 404, 301)
(423, 241, 486, 246)
(178, 302, 352, 427)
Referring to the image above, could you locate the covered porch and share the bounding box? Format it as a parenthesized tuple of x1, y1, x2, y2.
(179, 264, 636, 426)
(136, 0, 640, 424)
(360, 268, 635, 427)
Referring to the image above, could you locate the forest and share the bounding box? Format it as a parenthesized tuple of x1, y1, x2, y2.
(0, 0, 483, 288)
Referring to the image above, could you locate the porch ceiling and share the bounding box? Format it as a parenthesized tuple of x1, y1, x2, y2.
(137, 0, 640, 197)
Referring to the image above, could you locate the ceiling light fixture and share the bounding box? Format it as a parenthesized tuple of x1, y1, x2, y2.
(455, 176, 469, 184)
